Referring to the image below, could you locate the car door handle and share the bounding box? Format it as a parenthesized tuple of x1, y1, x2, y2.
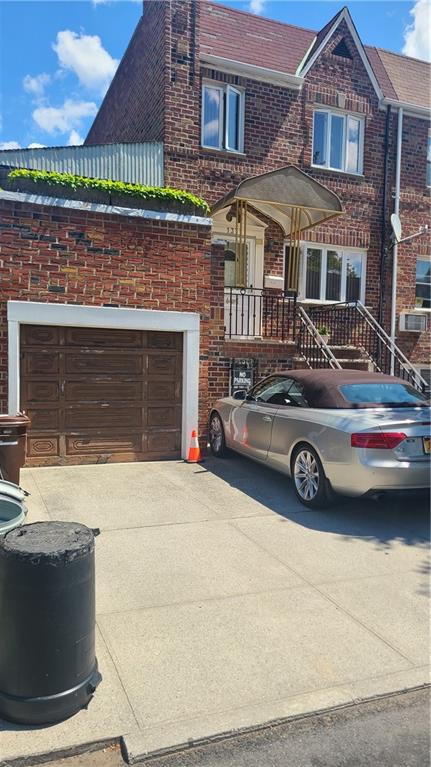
(262, 415, 273, 422)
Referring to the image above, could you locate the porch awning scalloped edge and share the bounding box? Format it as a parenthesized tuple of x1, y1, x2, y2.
(211, 165, 343, 235)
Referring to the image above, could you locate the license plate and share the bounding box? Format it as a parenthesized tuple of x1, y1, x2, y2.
(423, 437, 430, 455)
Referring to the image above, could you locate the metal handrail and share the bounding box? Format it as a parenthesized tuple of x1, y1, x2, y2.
(355, 301, 429, 390)
(297, 306, 342, 369)
(302, 300, 428, 392)
(224, 287, 297, 341)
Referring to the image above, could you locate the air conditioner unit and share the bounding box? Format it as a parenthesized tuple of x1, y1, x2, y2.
(399, 312, 428, 332)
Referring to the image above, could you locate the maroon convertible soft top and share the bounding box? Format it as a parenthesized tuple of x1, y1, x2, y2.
(280, 369, 422, 409)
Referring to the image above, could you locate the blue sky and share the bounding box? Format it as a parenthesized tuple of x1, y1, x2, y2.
(0, 0, 428, 150)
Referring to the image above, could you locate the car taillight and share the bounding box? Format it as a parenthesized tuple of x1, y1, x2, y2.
(351, 432, 407, 449)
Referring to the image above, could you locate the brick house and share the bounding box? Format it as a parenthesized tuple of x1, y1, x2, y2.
(86, 1, 430, 376)
(0, 1, 430, 467)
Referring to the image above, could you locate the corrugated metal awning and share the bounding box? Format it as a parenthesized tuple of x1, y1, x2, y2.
(211, 165, 343, 234)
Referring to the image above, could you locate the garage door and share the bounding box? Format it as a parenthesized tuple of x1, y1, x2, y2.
(20, 325, 183, 466)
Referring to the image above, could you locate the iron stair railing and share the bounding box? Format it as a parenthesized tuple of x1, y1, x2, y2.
(355, 301, 429, 392)
(297, 306, 342, 370)
(302, 300, 428, 393)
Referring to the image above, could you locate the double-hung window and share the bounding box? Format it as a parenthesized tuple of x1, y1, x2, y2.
(202, 82, 244, 153)
(312, 109, 364, 174)
(301, 244, 366, 303)
(415, 257, 431, 309)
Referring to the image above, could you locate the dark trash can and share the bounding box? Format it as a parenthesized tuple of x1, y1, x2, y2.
(0, 521, 101, 724)
(0, 414, 31, 485)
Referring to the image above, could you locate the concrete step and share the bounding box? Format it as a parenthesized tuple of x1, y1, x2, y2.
(328, 345, 365, 360)
(337, 359, 373, 371)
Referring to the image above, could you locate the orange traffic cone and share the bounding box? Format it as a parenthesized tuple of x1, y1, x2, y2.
(186, 430, 202, 463)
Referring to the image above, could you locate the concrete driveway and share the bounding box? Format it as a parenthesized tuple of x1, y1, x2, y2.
(0, 456, 429, 764)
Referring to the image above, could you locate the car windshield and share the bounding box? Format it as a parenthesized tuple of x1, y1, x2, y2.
(339, 382, 428, 407)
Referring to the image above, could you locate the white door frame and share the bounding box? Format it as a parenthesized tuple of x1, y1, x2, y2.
(7, 301, 200, 460)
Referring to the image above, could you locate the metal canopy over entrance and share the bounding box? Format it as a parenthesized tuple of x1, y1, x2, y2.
(212, 165, 343, 291)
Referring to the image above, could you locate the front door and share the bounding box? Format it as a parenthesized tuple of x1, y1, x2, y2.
(220, 237, 264, 338)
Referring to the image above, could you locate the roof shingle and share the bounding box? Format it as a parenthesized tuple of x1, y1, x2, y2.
(200, 2, 430, 110)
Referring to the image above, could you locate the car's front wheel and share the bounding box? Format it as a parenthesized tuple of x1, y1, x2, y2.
(291, 444, 330, 509)
(209, 412, 228, 457)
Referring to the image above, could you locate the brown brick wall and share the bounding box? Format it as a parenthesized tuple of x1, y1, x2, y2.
(85, 2, 168, 144)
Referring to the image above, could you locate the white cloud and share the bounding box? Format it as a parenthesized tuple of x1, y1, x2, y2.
(249, 0, 266, 14)
(52, 29, 118, 94)
(402, 0, 431, 61)
(32, 99, 97, 135)
(68, 129, 84, 146)
(0, 141, 21, 150)
(23, 73, 51, 98)
(27, 142, 46, 148)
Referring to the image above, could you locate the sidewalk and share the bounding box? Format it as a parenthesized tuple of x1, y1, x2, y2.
(0, 458, 429, 765)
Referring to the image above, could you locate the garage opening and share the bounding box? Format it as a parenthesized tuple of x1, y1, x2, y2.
(20, 325, 183, 466)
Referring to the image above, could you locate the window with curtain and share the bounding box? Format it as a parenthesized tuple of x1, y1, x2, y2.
(202, 83, 244, 153)
(312, 109, 364, 174)
(303, 246, 366, 302)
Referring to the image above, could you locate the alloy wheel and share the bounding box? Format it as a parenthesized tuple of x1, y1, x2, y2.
(210, 415, 223, 453)
(294, 449, 320, 501)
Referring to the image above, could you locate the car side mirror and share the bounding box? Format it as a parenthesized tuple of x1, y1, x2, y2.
(233, 390, 247, 400)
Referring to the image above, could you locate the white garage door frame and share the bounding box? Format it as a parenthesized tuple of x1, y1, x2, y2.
(7, 301, 200, 460)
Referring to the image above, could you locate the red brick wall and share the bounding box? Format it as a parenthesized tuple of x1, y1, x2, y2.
(0, 198, 217, 441)
(207, 243, 299, 406)
(85, 2, 168, 144)
(158, 18, 387, 317)
(392, 115, 431, 365)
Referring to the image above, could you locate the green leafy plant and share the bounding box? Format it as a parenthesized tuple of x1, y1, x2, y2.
(8, 168, 210, 214)
(317, 325, 330, 336)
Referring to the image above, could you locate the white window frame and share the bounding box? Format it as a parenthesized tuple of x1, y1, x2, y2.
(415, 255, 431, 311)
(299, 242, 367, 304)
(201, 81, 245, 154)
(312, 108, 364, 175)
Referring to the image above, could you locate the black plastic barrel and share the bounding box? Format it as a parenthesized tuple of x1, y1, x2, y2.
(0, 521, 101, 724)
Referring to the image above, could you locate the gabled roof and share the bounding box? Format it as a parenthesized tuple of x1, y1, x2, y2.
(366, 47, 431, 109)
(200, 2, 430, 112)
(200, 2, 314, 75)
(297, 8, 344, 73)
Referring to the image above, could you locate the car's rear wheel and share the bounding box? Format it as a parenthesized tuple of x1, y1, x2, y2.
(292, 444, 330, 509)
(209, 412, 227, 457)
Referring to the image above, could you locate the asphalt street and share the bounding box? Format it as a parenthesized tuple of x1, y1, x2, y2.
(46, 687, 430, 767)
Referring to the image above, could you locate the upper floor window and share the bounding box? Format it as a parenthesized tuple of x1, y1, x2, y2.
(426, 135, 431, 187)
(201, 82, 244, 153)
(312, 109, 364, 174)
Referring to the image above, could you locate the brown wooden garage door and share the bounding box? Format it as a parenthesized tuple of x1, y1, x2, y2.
(20, 325, 183, 466)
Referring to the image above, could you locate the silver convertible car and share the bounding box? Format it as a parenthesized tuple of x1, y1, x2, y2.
(209, 369, 431, 509)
